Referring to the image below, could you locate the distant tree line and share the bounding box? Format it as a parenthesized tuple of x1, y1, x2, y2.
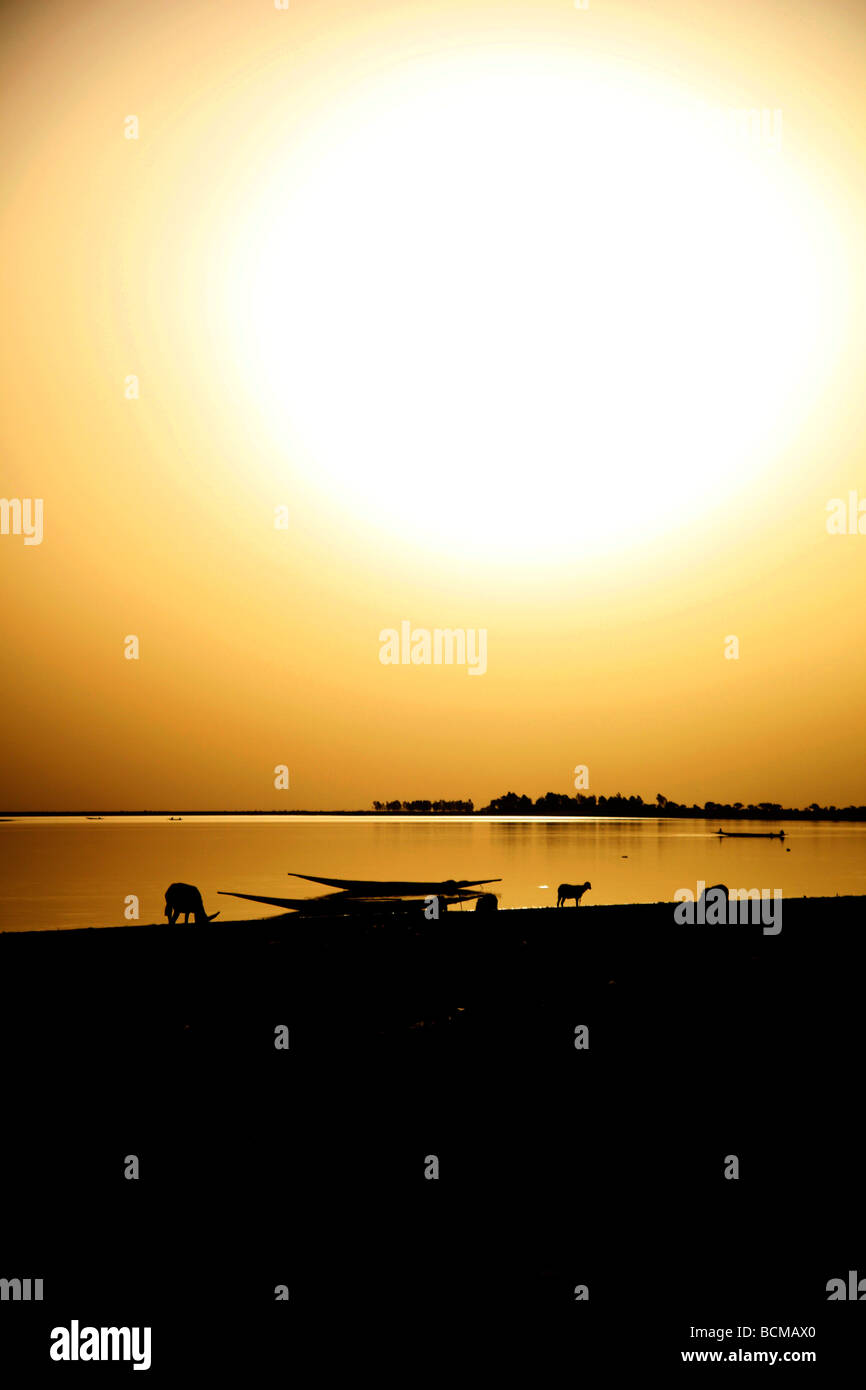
(372, 799, 475, 814)
(369, 792, 866, 820)
(473, 791, 866, 821)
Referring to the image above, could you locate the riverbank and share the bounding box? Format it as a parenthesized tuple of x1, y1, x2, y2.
(2, 896, 863, 1004)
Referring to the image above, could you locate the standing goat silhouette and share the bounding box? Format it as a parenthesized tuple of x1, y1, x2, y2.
(556, 881, 592, 908)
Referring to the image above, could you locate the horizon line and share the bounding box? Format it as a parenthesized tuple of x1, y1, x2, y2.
(4, 805, 866, 819)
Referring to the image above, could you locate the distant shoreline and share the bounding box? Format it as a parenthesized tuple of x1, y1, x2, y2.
(3, 810, 866, 823)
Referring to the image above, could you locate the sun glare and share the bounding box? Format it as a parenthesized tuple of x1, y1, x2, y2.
(226, 54, 834, 563)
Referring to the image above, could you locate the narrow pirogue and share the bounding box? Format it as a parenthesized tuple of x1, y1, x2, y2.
(218, 871, 501, 915)
(715, 829, 786, 839)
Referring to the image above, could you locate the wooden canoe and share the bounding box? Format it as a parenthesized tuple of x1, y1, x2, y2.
(287, 872, 501, 894)
(219, 889, 482, 915)
(715, 829, 785, 839)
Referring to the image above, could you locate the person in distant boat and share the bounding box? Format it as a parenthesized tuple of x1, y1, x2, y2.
(164, 882, 220, 925)
(556, 881, 591, 908)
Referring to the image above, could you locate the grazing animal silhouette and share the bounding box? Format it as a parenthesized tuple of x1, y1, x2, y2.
(557, 881, 591, 908)
(697, 883, 729, 916)
(164, 882, 220, 925)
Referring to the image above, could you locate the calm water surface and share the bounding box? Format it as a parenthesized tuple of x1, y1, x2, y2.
(0, 816, 864, 930)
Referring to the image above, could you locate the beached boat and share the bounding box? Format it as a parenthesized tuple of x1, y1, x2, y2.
(715, 829, 785, 839)
(219, 888, 483, 915)
(288, 872, 500, 893)
(219, 872, 501, 916)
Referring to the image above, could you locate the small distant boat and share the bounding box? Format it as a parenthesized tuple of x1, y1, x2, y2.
(716, 828, 785, 839)
(86, 816, 103, 821)
(169, 816, 183, 821)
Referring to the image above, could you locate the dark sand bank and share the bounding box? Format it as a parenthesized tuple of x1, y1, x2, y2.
(2, 899, 864, 1359)
(2, 896, 863, 1006)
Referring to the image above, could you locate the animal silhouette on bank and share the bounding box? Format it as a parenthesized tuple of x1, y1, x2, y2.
(164, 882, 220, 925)
(697, 883, 729, 917)
(557, 881, 591, 908)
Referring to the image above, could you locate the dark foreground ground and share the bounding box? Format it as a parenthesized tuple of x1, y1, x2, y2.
(1, 898, 864, 1376)
(3, 894, 864, 993)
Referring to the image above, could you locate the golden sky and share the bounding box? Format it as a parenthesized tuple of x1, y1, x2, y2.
(2, 0, 865, 810)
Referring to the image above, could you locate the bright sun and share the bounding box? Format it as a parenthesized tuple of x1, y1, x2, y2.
(227, 52, 833, 562)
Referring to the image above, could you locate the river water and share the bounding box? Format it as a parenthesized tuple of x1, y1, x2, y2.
(0, 815, 863, 930)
